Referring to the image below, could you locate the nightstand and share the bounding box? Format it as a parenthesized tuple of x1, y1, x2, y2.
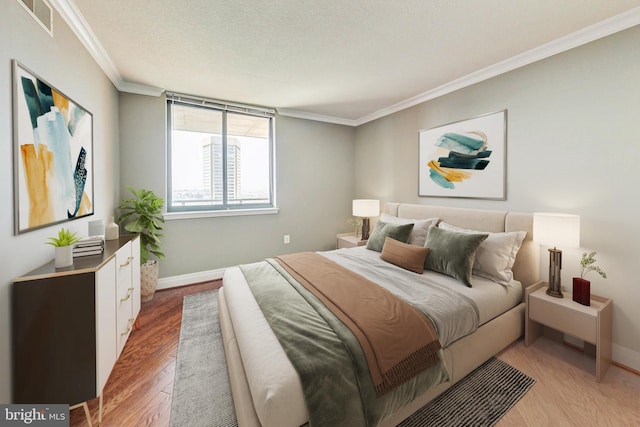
(336, 233, 366, 249)
(525, 282, 612, 382)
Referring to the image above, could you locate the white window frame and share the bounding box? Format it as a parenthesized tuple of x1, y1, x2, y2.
(165, 92, 277, 219)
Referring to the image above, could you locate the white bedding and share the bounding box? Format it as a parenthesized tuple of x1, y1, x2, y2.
(322, 247, 522, 330)
(224, 266, 309, 427)
(223, 247, 523, 427)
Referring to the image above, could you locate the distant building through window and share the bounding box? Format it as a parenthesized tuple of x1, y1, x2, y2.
(201, 137, 241, 203)
(166, 94, 275, 213)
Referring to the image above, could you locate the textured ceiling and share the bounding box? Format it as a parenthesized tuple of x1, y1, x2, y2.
(69, 0, 640, 123)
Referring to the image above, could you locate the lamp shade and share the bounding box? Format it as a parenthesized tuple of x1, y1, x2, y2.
(533, 213, 580, 248)
(352, 199, 380, 218)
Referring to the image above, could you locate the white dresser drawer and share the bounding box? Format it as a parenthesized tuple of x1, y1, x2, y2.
(115, 240, 135, 356)
(116, 241, 133, 298)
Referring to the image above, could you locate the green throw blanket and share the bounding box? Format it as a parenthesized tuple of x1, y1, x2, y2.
(240, 260, 449, 427)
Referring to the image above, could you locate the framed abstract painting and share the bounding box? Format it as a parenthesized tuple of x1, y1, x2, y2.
(13, 60, 94, 234)
(418, 110, 506, 199)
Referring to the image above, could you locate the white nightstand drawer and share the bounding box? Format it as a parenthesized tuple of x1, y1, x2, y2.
(529, 295, 597, 343)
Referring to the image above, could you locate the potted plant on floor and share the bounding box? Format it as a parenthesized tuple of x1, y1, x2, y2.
(117, 186, 165, 302)
(46, 227, 82, 268)
(573, 251, 607, 306)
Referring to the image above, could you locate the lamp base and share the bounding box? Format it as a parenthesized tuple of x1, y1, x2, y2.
(361, 218, 370, 240)
(546, 247, 563, 298)
(546, 287, 563, 298)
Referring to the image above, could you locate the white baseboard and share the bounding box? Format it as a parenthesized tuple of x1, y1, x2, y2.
(157, 268, 226, 290)
(564, 335, 640, 373)
(613, 343, 640, 373)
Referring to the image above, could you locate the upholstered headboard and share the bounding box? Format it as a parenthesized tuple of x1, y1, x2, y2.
(383, 203, 539, 287)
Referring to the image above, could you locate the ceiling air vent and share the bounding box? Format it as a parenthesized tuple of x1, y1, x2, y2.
(17, 0, 53, 36)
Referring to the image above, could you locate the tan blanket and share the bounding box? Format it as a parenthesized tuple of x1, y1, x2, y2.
(274, 252, 442, 397)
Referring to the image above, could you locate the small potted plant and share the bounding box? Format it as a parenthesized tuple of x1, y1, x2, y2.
(46, 227, 82, 268)
(573, 252, 607, 306)
(348, 217, 363, 238)
(117, 186, 165, 302)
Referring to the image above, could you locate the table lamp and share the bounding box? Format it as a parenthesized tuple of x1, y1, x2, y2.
(533, 212, 580, 298)
(352, 199, 380, 240)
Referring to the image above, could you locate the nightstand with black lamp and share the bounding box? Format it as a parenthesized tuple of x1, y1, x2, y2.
(526, 212, 612, 382)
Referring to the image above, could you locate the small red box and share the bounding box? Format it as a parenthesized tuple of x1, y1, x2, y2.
(572, 278, 591, 306)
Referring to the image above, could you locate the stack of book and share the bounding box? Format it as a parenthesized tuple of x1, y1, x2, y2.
(73, 235, 105, 258)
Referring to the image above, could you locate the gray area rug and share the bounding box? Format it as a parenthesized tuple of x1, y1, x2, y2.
(170, 290, 535, 427)
(170, 290, 237, 427)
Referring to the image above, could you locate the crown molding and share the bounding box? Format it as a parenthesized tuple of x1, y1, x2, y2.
(118, 80, 165, 97)
(52, 1, 640, 121)
(50, 0, 164, 96)
(277, 108, 358, 126)
(50, 0, 121, 84)
(354, 6, 640, 126)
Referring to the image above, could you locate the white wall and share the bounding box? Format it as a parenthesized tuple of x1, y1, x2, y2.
(355, 26, 640, 369)
(0, 3, 119, 402)
(118, 94, 356, 278)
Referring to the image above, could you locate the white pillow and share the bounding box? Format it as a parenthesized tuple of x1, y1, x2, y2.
(379, 213, 439, 247)
(438, 222, 526, 287)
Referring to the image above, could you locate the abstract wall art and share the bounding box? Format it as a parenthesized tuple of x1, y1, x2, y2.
(419, 110, 506, 199)
(13, 60, 94, 234)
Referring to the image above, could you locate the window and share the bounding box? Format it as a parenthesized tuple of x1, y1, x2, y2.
(166, 93, 276, 215)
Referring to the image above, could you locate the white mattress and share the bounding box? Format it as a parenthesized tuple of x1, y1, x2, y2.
(222, 248, 522, 427)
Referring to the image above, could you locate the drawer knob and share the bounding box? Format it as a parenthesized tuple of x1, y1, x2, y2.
(120, 256, 134, 268)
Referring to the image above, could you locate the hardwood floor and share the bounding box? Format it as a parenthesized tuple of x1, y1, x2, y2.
(497, 338, 640, 426)
(70, 280, 221, 427)
(71, 282, 640, 426)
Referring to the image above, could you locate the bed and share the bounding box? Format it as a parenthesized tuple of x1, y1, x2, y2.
(218, 203, 540, 426)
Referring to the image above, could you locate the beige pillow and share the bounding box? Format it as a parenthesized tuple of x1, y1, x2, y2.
(379, 212, 439, 246)
(380, 237, 430, 273)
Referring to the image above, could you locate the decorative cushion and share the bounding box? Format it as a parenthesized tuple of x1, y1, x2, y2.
(379, 213, 439, 247)
(366, 221, 414, 252)
(438, 222, 526, 286)
(423, 226, 488, 287)
(380, 237, 430, 273)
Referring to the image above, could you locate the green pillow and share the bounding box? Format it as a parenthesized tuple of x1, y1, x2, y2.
(424, 226, 488, 287)
(366, 221, 414, 252)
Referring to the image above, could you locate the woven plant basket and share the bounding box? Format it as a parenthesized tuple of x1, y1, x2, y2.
(140, 260, 159, 302)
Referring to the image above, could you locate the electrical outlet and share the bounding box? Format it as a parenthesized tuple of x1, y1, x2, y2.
(284, 235, 290, 244)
